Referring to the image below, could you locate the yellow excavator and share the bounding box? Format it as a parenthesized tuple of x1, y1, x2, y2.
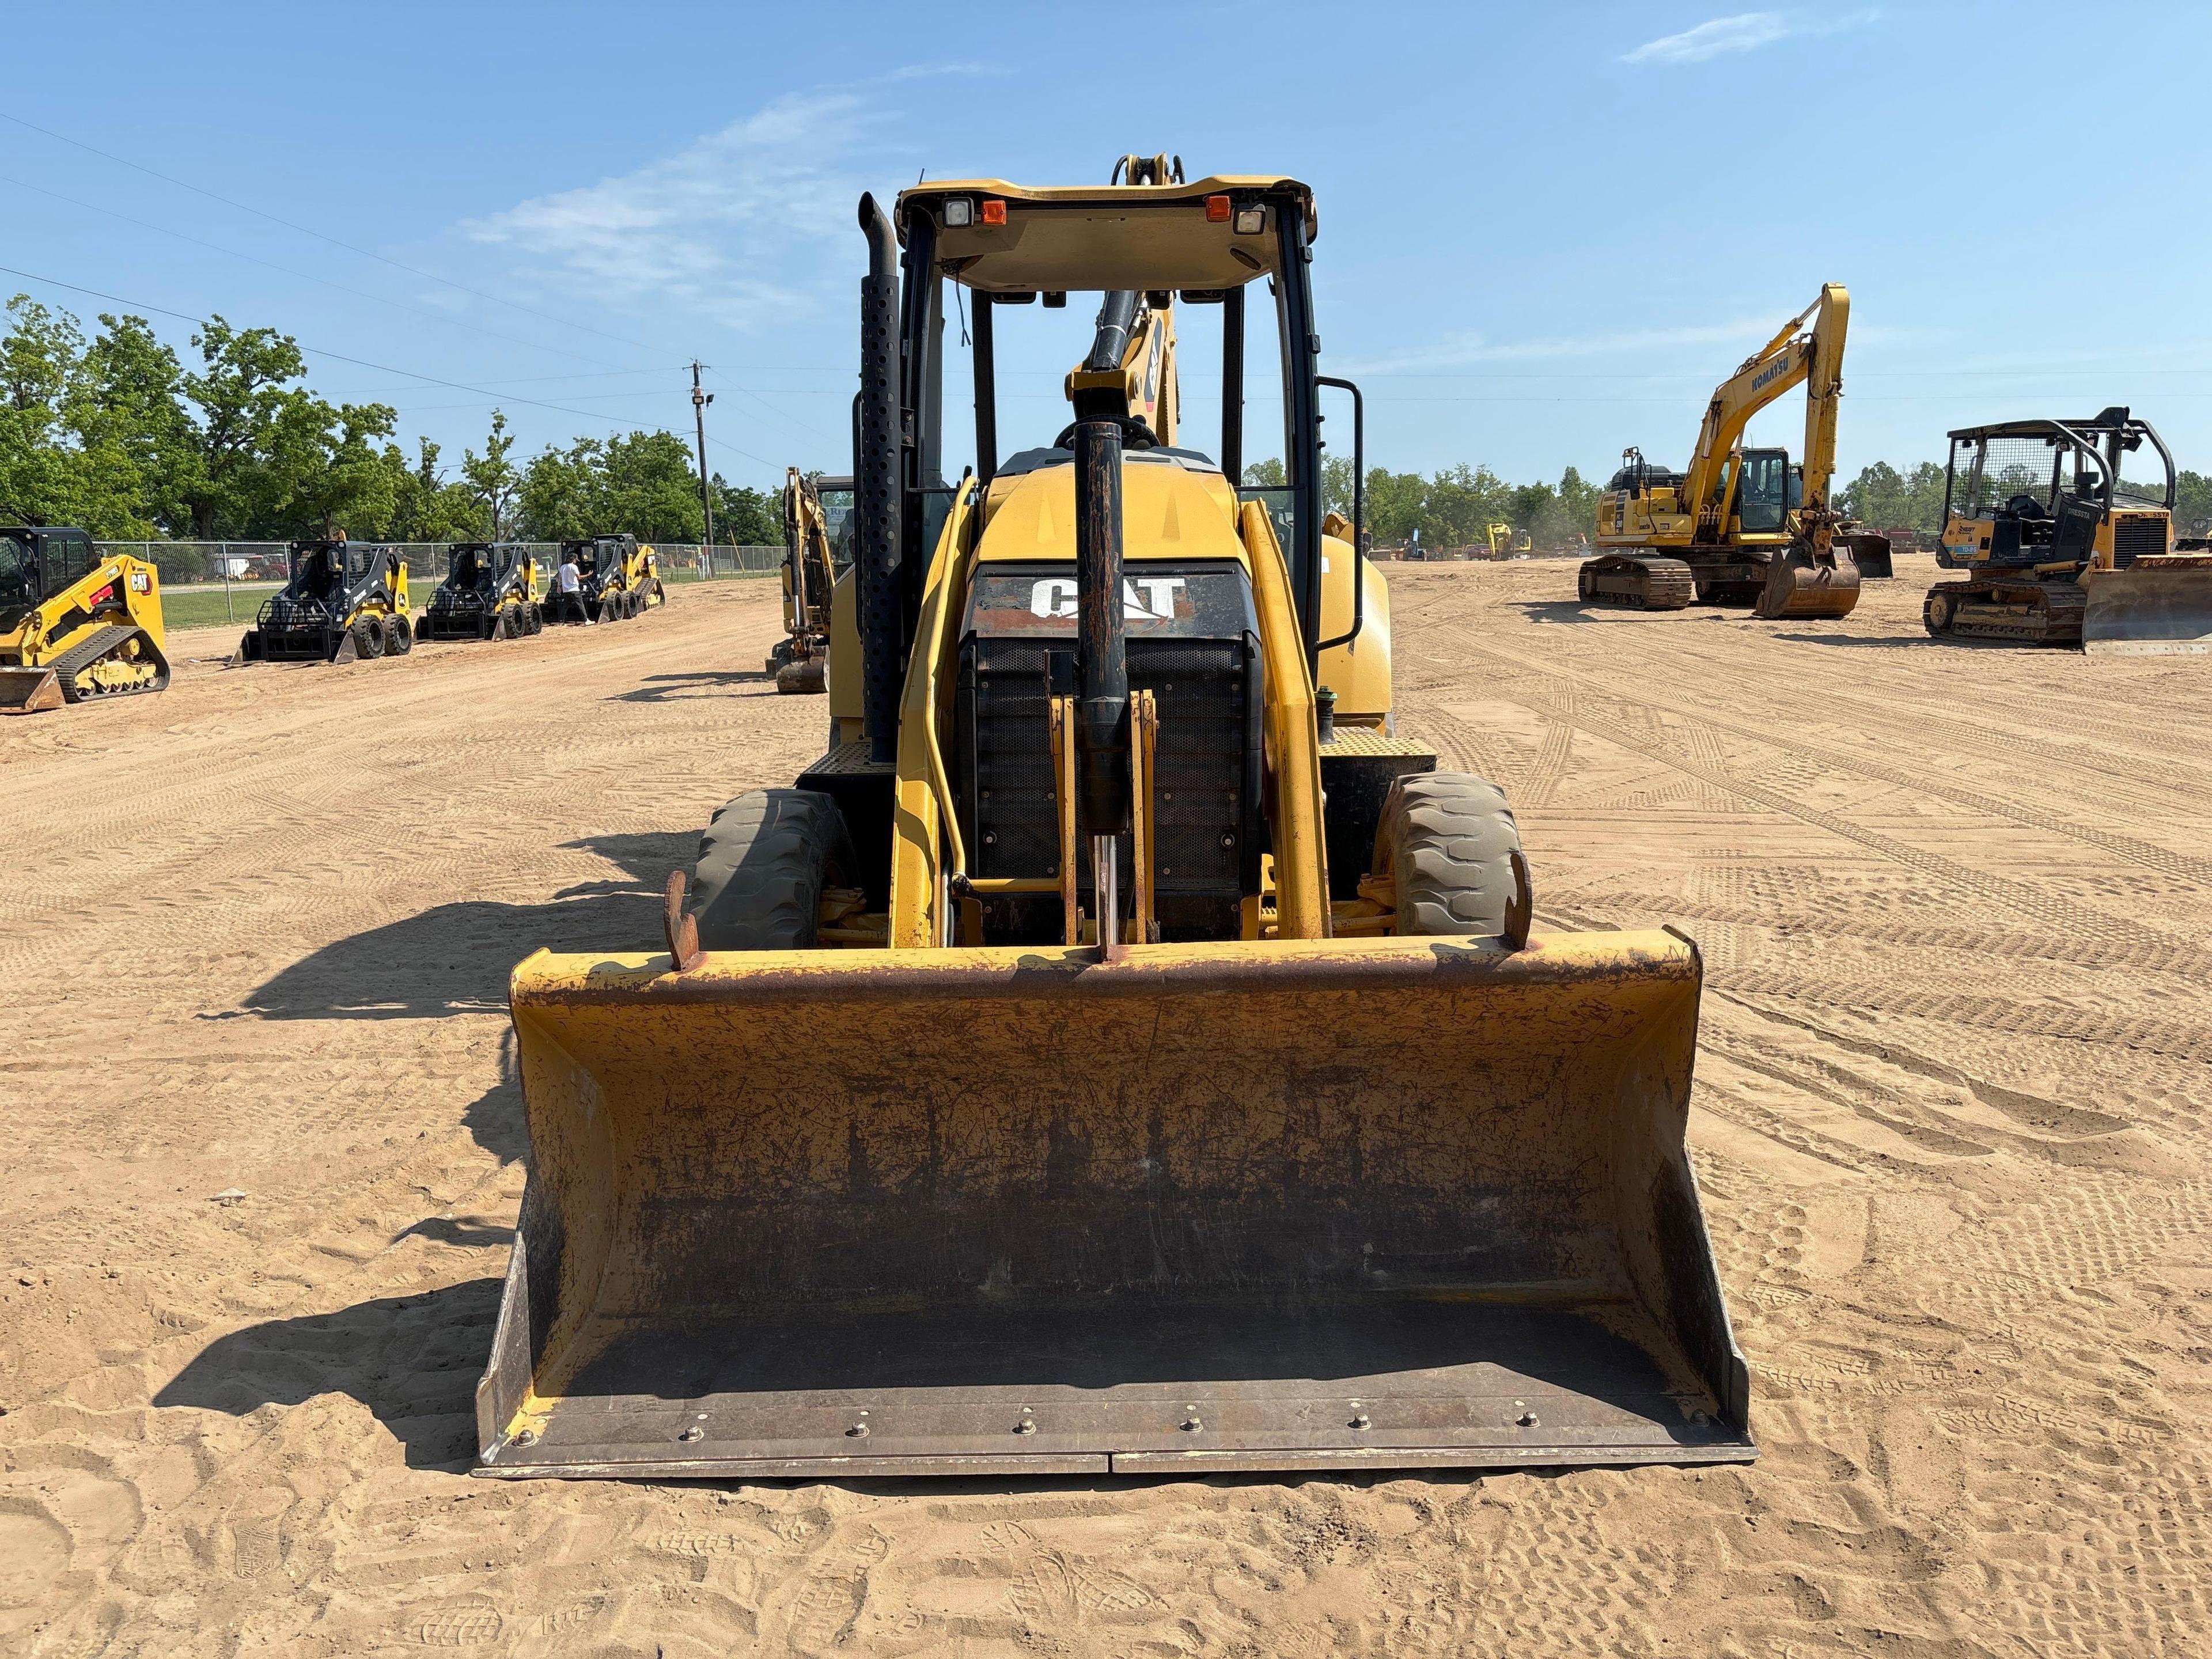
(477, 157, 1752, 1482)
(0, 526, 169, 712)
(1486, 522, 1531, 558)
(1581, 284, 1880, 618)
(770, 469, 847, 692)
(1926, 408, 2209, 654)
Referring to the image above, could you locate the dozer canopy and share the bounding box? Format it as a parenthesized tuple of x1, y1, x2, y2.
(478, 930, 1748, 1479)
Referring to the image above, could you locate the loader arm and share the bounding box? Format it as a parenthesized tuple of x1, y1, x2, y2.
(1681, 283, 1849, 546)
(1065, 291, 1179, 445)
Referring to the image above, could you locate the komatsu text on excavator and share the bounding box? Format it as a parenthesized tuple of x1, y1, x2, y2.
(478, 155, 1752, 1482)
(1581, 284, 1885, 618)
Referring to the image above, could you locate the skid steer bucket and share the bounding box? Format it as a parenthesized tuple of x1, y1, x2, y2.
(0, 666, 65, 714)
(1753, 543, 1861, 619)
(476, 929, 1752, 1480)
(2082, 556, 2212, 656)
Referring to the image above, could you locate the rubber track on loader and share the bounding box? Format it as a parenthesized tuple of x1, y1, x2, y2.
(52, 623, 171, 703)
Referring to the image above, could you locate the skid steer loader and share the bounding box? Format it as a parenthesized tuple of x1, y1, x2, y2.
(418, 542, 543, 641)
(0, 527, 170, 713)
(477, 160, 1752, 1482)
(237, 539, 412, 664)
(547, 535, 664, 625)
(1581, 285, 1870, 619)
(770, 469, 849, 692)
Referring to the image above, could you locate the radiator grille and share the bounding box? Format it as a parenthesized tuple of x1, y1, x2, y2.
(957, 635, 1257, 915)
(2112, 513, 2169, 567)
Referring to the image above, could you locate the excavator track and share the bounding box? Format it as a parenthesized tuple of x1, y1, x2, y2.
(1578, 555, 1695, 611)
(1925, 578, 2086, 646)
(53, 623, 172, 703)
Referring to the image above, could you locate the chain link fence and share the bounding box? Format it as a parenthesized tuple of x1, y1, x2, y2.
(93, 540, 785, 590)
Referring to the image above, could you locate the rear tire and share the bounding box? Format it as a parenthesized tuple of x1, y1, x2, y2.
(1374, 772, 1524, 937)
(389, 615, 413, 654)
(689, 789, 856, 950)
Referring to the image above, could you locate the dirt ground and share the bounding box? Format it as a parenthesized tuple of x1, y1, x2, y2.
(5, 558, 2208, 1657)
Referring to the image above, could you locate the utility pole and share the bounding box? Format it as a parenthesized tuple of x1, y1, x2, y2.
(690, 361, 716, 548)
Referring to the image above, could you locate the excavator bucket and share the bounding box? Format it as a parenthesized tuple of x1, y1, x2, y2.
(1753, 543, 1861, 620)
(0, 666, 66, 714)
(2082, 556, 2212, 657)
(476, 930, 1753, 1480)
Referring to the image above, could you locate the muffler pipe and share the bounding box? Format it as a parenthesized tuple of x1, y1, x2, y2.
(856, 192, 903, 764)
(1074, 417, 1131, 938)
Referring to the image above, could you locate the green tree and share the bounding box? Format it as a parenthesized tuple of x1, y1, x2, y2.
(75, 313, 194, 535)
(517, 438, 603, 541)
(2174, 469, 2212, 538)
(461, 409, 522, 539)
(265, 397, 400, 536)
(177, 316, 316, 538)
(1363, 468, 1427, 546)
(599, 430, 705, 541)
(0, 294, 150, 535)
(388, 437, 487, 541)
(1837, 460, 1948, 535)
(712, 474, 781, 543)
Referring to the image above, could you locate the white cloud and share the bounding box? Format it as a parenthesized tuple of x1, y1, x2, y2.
(1622, 9, 1876, 66)
(463, 92, 870, 329)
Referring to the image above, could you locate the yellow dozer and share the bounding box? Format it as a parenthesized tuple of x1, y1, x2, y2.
(1925, 408, 2211, 654)
(0, 527, 169, 713)
(477, 160, 1753, 1482)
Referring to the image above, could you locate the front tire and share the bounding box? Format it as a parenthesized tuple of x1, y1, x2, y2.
(351, 616, 387, 660)
(688, 789, 857, 950)
(1374, 772, 1524, 937)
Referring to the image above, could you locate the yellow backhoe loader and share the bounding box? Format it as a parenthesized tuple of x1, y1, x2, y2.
(1925, 408, 2206, 654)
(0, 527, 169, 713)
(477, 157, 1752, 1482)
(1581, 284, 1880, 618)
(770, 469, 849, 692)
(237, 539, 412, 664)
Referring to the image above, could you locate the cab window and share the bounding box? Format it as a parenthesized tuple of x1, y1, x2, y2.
(1738, 451, 1787, 533)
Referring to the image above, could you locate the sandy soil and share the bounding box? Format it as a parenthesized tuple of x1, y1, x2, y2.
(4, 558, 2208, 1657)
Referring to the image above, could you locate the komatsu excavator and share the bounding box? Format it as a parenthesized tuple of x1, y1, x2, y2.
(478, 156, 1751, 1482)
(1581, 284, 1881, 619)
(0, 527, 169, 712)
(1926, 408, 2205, 653)
(770, 469, 847, 692)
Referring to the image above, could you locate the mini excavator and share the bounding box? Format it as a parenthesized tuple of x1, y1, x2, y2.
(1581, 284, 1885, 618)
(770, 469, 848, 692)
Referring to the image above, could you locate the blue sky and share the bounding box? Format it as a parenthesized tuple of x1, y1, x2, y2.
(10, 2, 2211, 493)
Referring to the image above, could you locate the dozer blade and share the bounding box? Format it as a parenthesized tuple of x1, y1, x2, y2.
(2082, 557, 2212, 657)
(477, 930, 1753, 1481)
(0, 666, 65, 714)
(1753, 544, 1861, 620)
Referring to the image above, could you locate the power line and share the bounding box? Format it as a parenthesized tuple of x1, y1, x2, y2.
(0, 172, 642, 371)
(0, 107, 658, 353)
(0, 262, 675, 430)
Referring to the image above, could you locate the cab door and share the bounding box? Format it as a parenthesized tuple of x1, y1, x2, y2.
(1737, 449, 1790, 534)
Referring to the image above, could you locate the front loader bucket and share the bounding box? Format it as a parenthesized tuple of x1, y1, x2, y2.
(2083, 557, 2212, 656)
(0, 666, 65, 714)
(477, 930, 1752, 1481)
(1753, 544, 1861, 619)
